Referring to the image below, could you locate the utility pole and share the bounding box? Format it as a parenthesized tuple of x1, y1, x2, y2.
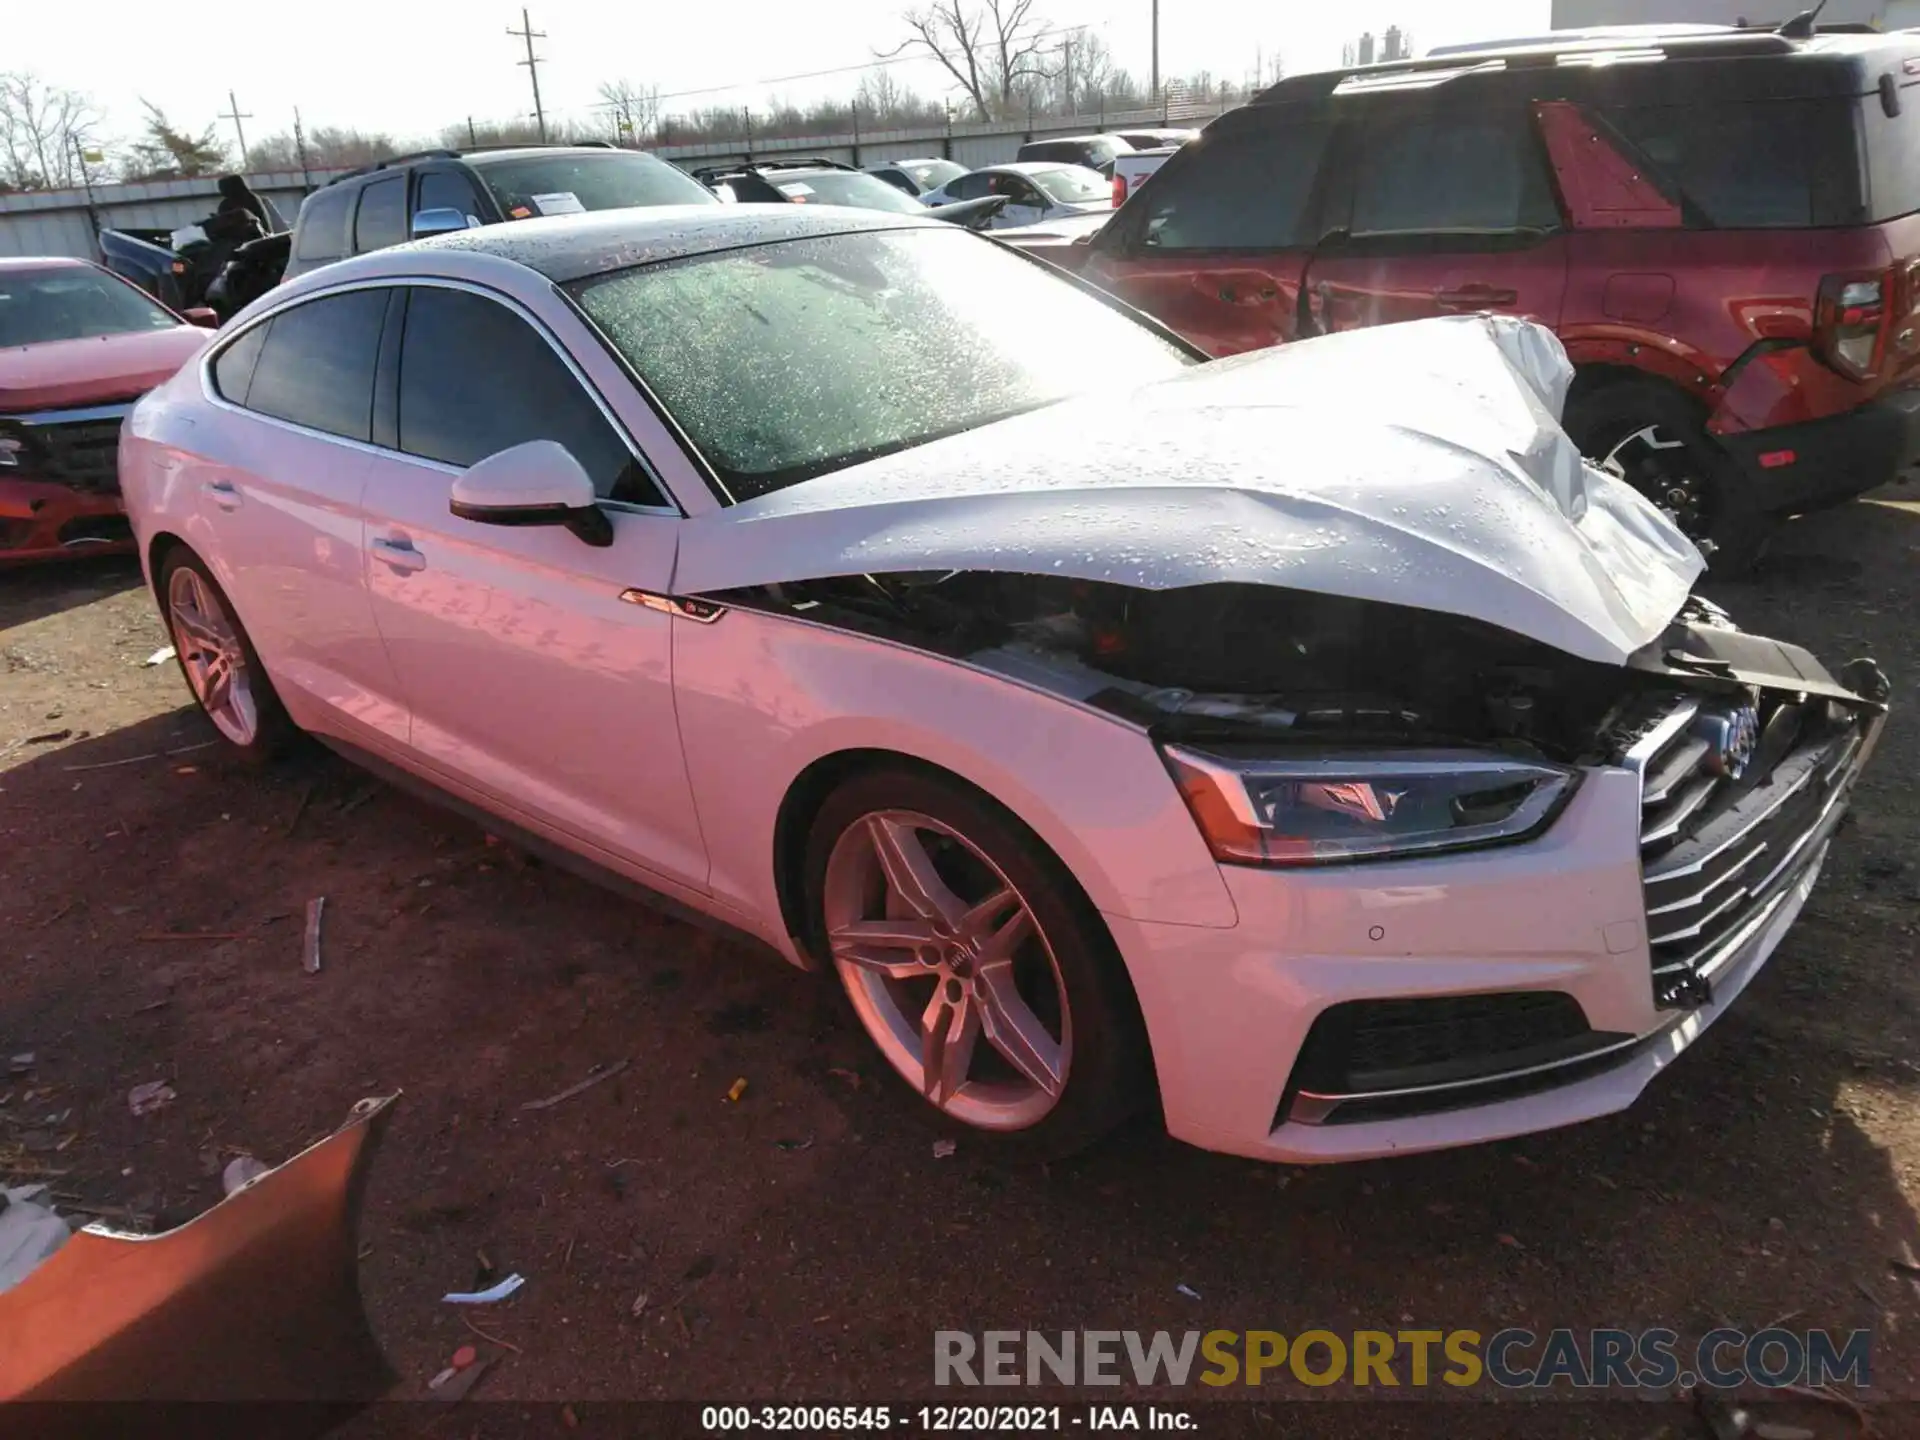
(223, 90, 254, 171)
(468, 116, 479, 146)
(293, 107, 312, 192)
(1150, 0, 1160, 100)
(69, 132, 101, 240)
(508, 7, 549, 143)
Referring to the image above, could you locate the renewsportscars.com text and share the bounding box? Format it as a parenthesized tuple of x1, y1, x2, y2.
(934, 1328, 1871, 1390)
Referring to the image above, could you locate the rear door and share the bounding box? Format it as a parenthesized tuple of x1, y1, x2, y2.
(1302, 102, 1569, 336)
(1084, 109, 1334, 356)
(197, 287, 410, 745)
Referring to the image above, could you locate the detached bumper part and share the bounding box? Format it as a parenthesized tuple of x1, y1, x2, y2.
(1719, 385, 1920, 514)
(0, 1094, 397, 1412)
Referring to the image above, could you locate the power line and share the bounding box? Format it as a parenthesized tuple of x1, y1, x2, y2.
(508, 8, 549, 143)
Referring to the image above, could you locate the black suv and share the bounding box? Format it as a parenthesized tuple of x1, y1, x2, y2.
(280, 144, 716, 284)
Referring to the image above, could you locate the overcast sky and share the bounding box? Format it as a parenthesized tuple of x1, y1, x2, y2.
(12, 0, 1548, 152)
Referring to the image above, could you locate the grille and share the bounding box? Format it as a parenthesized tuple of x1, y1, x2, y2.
(1627, 693, 1868, 1008)
(4, 408, 130, 495)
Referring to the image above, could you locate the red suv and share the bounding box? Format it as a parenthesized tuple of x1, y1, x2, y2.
(1081, 26, 1920, 571)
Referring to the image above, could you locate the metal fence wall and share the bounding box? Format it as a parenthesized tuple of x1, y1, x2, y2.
(0, 168, 349, 261)
(0, 102, 1233, 261)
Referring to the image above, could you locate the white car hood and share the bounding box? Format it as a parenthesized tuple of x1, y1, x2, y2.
(674, 315, 1704, 666)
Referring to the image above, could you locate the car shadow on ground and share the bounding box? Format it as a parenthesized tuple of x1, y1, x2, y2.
(0, 553, 145, 631)
(1, 492, 1916, 1423)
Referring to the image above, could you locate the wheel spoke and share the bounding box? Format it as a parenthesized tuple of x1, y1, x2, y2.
(202, 662, 233, 715)
(829, 918, 940, 979)
(958, 886, 1020, 946)
(920, 988, 980, 1106)
(866, 815, 966, 932)
(976, 958, 1064, 1098)
(172, 610, 224, 653)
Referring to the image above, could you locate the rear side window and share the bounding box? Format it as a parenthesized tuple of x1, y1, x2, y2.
(1136, 119, 1330, 250)
(1351, 111, 1559, 235)
(945, 172, 993, 200)
(243, 289, 388, 441)
(395, 286, 662, 506)
(1863, 87, 1920, 221)
(1601, 99, 1859, 229)
(354, 176, 407, 253)
(212, 322, 269, 404)
(293, 187, 353, 262)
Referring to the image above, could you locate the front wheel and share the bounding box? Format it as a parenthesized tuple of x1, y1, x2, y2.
(802, 766, 1149, 1158)
(1563, 380, 1773, 577)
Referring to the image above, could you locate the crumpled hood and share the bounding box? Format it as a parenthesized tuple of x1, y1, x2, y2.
(674, 314, 1705, 667)
(0, 326, 208, 414)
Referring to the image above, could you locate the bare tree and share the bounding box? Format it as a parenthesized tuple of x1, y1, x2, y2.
(249, 126, 395, 171)
(596, 78, 660, 145)
(121, 102, 228, 181)
(883, 0, 1053, 121)
(0, 71, 103, 190)
(855, 66, 909, 125)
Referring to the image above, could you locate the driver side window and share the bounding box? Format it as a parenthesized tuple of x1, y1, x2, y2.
(394, 285, 668, 508)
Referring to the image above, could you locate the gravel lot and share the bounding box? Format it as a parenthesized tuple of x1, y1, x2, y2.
(4, 493, 1919, 1433)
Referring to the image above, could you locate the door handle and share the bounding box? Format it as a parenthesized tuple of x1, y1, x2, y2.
(1435, 285, 1519, 310)
(203, 479, 241, 511)
(370, 535, 427, 574)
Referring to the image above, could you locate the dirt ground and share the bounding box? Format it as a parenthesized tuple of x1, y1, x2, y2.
(4, 493, 1920, 1433)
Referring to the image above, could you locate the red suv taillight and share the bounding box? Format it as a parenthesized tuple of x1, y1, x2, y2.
(1112, 174, 1127, 207)
(1814, 270, 1893, 381)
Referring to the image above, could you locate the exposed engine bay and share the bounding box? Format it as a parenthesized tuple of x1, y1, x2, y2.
(706, 572, 1735, 765)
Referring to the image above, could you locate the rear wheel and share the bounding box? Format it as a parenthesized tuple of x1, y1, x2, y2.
(159, 546, 300, 762)
(1563, 379, 1773, 576)
(802, 766, 1148, 1158)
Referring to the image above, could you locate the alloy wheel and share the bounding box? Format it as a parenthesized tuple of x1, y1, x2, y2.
(166, 566, 259, 746)
(823, 809, 1071, 1130)
(1599, 423, 1718, 542)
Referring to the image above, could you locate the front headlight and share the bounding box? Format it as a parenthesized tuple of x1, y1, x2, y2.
(1164, 746, 1579, 866)
(0, 435, 23, 469)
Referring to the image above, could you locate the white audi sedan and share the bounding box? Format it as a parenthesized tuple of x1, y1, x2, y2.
(119, 207, 1887, 1162)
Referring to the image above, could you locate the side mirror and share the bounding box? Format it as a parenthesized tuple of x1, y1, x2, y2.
(182, 307, 221, 329)
(410, 206, 471, 240)
(448, 440, 612, 547)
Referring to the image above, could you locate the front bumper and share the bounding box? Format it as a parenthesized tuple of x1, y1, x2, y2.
(1107, 706, 1879, 1164)
(0, 475, 134, 565)
(1719, 386, 1920, 515)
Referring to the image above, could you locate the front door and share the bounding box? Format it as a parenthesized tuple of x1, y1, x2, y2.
(197, 287, 410, 745)
(1301, 105, 1570, 338)
(1083, 113, 1335, 357)
(361, 282, 709, 891)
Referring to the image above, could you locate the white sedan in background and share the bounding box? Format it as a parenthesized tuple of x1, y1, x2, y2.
(920, 162, 1113, 231)
(118, 205, 1885, 1163)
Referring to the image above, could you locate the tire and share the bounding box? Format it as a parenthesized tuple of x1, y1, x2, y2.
(1562, 378, 1774, 577)
(801, 764, 1150, 1159)
(157, 545, 301, 763)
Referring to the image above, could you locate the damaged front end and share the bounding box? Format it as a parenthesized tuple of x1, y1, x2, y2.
(0, 1095, 397, 1424)
(0, 405, 138, 564)
(670, 315, 1889, 1137)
